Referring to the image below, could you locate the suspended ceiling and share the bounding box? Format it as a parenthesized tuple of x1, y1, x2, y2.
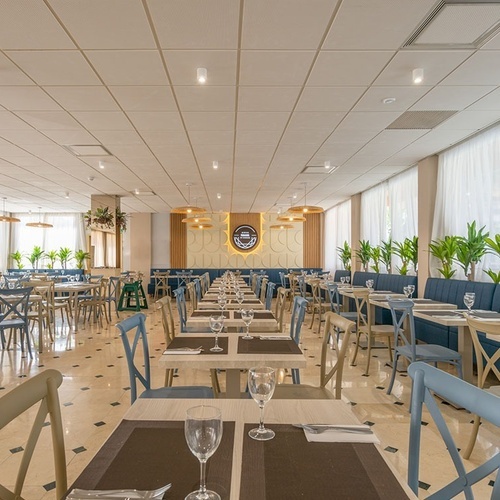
(1, 0, 500, 214)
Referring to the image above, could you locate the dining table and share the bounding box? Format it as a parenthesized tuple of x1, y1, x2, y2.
(54, 282, 100, 331)
(186, 309, 278, 331)
(68, 398, 415, 499)
(159, 333, 306, 398)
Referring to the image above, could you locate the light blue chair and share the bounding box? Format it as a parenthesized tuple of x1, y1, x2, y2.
(255, 274, 265, 298)
(173, 286, 189, 332)
(105, 276, 121, 319)
(290, 296, 308, 384)
(387, 299, 462, 396)
(265, 282, 276, 310)
(193, 278, 202, 303)
(408, 362, 500, 499)
(116, 313, 213, 404)
(326, 283, 358, 322)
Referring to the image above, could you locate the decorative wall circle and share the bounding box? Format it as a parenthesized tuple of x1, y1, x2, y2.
(232, 224, 258, 251)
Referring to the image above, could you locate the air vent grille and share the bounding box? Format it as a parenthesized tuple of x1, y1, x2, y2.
(301, 165, 338, 174)
(386, 111, 457, 130)
(64, 144, 112, 157)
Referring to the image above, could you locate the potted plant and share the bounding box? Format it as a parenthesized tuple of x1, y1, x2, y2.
(355, 240, 372, 272)
(74, 249, 91, 271)
(115, 208, 129, 233)
(9, 250, 24, 269)
(429, 236, 459, 279)
(28, 245, 44, 270)
(84, 206, 115, 230)
(408, 236, 418, 273)
(336, 241, 351, 271)
(484, 233, 500, 283)
(455, 221, 489, 281)
(380, 239, 393, 274)
(393, 238, 413, 275)
(58, 247, 73, 269)
(44, 249, 58, 269)
(370, 245, 382, 273)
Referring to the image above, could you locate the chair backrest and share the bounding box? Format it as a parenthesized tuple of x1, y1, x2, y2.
(255, 275, 264, 298)
(290, 296, 308, 344)
(156, 296, 175, 346)
(251, 273, 258, 292)
(297, 275, 308, 298)
(0, 369, 67, 500)
(466, 317, 500, 389)
(259, 277, 268, 303)
(108, 275, 121, 299)
(0, 287, 33, 325)
(173, 287, 188, 332)
(326, 283, 341, 314)
(89, 274, 104, 283)
(278, 272, 287, 288)
(265, 282, 275, 310)
(352, 289, 371, 333)
(193, 278, 202, 302)
(116, 313, 151, 403)
(186, 281, 197, 312)
(310, 279, 322, 305)
(275, 287, 289, 332)
(320, 312, 356, 398)
(408, 362, 500, 499)
(388, 298, 417, 360)
(21, 280, 53, 312)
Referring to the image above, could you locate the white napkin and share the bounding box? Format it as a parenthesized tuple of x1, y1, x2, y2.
(163, 349, 201, 355)
(304, 426, 379, 444)
(259, 335, 292, 340)
(432, 314, 461, 319)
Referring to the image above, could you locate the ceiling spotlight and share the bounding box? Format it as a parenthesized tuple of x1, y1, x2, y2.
(217, 193, 222, 199)
(99, 161, 105, 169)
(324, 161, 331, 169)
(382, 97, 396, 105)
(212, 160, 218, 170)
(65, 192, 70, 199)
(197, 67, 207, 84)
(88, 176, 95, 182)
(412, 68, 424, 84)
(292, 193, 297, 199)
(134, 188, 140, 195)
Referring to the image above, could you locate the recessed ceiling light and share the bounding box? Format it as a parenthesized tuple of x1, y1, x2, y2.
(382, 97, 396, 104)
(324, 161, 331, 169)
(293, 193, 297, 199)
(197, 67, 207, 84)
(134, 188, 140, 195)
(212, 160, 218, 170)
(99, 161, 105, 169)
(217, 193, 222, 199)
(65, 192, 70, 199)
(412, 68, 424, 84)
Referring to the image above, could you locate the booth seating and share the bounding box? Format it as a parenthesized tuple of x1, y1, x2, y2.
(333, 269, 351, 282)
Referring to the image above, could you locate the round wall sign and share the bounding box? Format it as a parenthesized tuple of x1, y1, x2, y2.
(232, 224, 258, 251)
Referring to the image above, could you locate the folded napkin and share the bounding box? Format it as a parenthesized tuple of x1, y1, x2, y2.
(303, 425, 379, 444)
(432, 314, 461, 319)
(67, 484, 171, 499)
(163, 349, 201, 355)
(259, 335, 292, 340)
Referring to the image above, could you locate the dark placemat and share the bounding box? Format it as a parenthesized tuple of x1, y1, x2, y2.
(70, 420, 235, 500)
(240, 424, 409, 499)
(423, 311, 462, 317)
(191, 310, 230, 318)
(237, 337, 302, 355)
(167, 336, 229, 355)
(234, 311, 275, 320)
(412, 298, 435, 303)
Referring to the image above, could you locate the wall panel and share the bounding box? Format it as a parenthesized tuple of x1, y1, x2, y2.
(303, 213, 324, 268)
(170, 213, 187, 268)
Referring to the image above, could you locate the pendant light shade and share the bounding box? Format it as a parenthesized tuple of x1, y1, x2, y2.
(0, 197, 20, 223)
(270, 224, 294, 229)
(190, 223, 213, 230)
(287, 184, 324, 214)
(276, 214, 306, 223)
(26, 207, 53, 228)
(172, 184, 207, 214)
(181, 216, 212, 224)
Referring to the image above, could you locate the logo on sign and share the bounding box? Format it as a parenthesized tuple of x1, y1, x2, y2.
(232, 225, 258, 251)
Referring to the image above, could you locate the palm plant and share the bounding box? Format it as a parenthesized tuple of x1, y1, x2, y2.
(9, 250, 24, 269)
(393, 238, 413, 275)
(484, 234, 500, 283)
(408, 236, 418, 272)
(44, 249, 58, 269)
(28, 245, 44, 270)
(74, 249, 91, 270)
(429, 236, 459, 279)
(380, 239, 393, 274)
(58, 247, 73, 269)
(370, 246, 382, 273)
(336, 241, 352, 271)
(455, 221, 489, 281)
(355, 240, 372, 272)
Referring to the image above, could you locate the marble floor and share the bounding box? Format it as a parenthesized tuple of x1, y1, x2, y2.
(0, 298, 498, 499)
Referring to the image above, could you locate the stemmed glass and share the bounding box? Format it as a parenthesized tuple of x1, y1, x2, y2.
(340, 277, 346, 286)
(209, 315, 224, 352)
(407, 284, 415, 299)
(217, 295, 227, 311)
(235, 291, 245, 311)
(464, 292, 475, 314)
(403, 286, 410, 298)
(185, 405, 223, 500)
(345, 276, 350, 285)
(241, 309, 254, 340)
(366, 279, 374, 291)
(247, 367, 276, 441)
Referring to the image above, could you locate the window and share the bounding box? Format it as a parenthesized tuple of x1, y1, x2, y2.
(324, 200, 351, 272)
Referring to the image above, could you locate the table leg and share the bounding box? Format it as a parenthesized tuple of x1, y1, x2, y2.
(37, 301, 43, 353)
(458, 325, 473, 383)
(225, 369, 242, 398)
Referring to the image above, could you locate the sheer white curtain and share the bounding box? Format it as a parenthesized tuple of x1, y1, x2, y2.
(432, 124, 500, 280)
(0, 223, 9, 271)
(92, 230, 105, 268)
(361, 182, 389, 246)
(324, 200, 351, 272)
(389, 167, 418, 271)
(10, 213, 87, 268)
(105, 232, 116, 267)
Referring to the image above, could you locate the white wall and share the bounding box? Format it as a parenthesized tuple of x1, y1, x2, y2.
(151, 213, 170, 268)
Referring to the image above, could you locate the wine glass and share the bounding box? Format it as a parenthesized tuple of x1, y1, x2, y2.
(345, 276, 350, 285)
(209, 315, 224, 352)
(235, 291, 245, 311)
(407, 284, 415, 298)
(340, 276, 346, 286)
(403, 286, 410, 298)
(241, 309, 254, 340)
(366, 279, 374, 291)
(464, 292, 475, 314)
(217, 295, 227, 311)
(185, 405, 223, 500)
(247, 367, 276, 441)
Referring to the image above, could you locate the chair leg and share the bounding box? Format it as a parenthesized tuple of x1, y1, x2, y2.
(387, 336, 393, 362)
(351, 332, 361, 366)
(365, 335, 372, 375)
(210, 369, 221, 397)
(292, 368, 300, 384)
(462, 415, 481, 459)
(386, 353, 400, 395)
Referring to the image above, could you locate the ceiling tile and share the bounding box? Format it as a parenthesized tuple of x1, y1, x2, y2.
(296, 87, 367, 112)
(435, 109, 500, 131)
(70, 111, 134, 131)
(127, 112, 184, 131)
(411, 86, 496, 111)
(238, 87, 300, 111)
(236, 129, 282, 145)
(189, 130, 234, 145)
(237, 112, 290, 131)
(467, 88, 500, 110)
(336, 111, 402, 131)
(41, 129, 100, 146)
(85, 50, 167, 85)
(183, 112, 235, 131)
(281, 129, 330, 145)
(353, 86, 431, 112)
(0, 130, 53, 145)
(174, 86, 235, 112)
(441, 51, 500, 85)
(109, 86, 176, 111)
(141, 130, 190, 146)
(287, 111, 346, 131)
(15, 111, 83, 130)
(6, 51, 100, 86)
(0, 53, 35, 85)
(92, 130, 145, 146)
(0, 87, 61, 111)
(44, 86, 119, 111)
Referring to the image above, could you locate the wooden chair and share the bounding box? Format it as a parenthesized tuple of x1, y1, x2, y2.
(259, 277, 268, 303)
(274, 312, 356, 399)
(309, 279, 330, 334)
(76, 278, 110, 329)
(350, 288, 393, 375)
(153, 271, 170, 301)
(186, 281, 198, 313)
(21, 280, 54, 342)
(463, 317, 500, 459)
(275, 287, 290, 332)
(0, 369, 67, 500)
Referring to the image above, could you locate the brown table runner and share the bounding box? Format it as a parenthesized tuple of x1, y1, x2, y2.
(191, 310, 230, 318)
(234, 311, 275, 320)
(470, 311, 500, 319)
(237, 337, 302, 355)
(240, 424, 409, 499)
(167, 336, 229, 355)
(422, 311, 462, 317)
(69, 420, 234, 500)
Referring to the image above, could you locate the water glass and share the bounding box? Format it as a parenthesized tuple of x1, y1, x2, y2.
(185, 405, 223, 500)
(366, 279, 374, 291)
(248, 367, 276, 441)
(217, 295, 227, 311)
(464, 292, 475, 313)
(407, 284, 415, 298)
(345, 276, 350, 285)
(235, 291, 245, 310)
(403, 286, 410, 298)
(209, 315, 224, 352)
(240, 309, 254, 340)
(340, 277, 346, 286)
